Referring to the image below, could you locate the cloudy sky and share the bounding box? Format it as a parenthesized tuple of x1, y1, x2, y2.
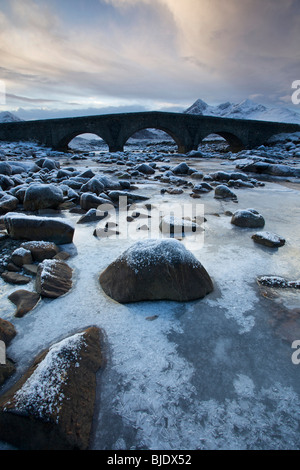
(0, 0, 299, 119)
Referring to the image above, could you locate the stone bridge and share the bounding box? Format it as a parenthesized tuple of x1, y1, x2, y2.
(0, 111, 299, 153)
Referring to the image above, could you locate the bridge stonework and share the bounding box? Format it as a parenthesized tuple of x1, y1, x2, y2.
(0, 111, 299, 153)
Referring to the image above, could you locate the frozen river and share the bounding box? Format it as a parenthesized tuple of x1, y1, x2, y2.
(0, 145, 300, 450)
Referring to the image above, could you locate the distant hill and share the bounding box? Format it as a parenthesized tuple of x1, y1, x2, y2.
(0, 111, 23, 123)
(184, 98, 300, 124)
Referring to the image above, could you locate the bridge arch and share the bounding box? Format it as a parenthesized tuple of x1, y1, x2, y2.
(200, 131, 245, 152)
(55, 129, 109, 151)
(123, 124, 184, 151)
(123, 125, 180, 149)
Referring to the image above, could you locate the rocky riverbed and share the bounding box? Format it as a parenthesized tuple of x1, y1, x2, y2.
(0, 133, 300, 450)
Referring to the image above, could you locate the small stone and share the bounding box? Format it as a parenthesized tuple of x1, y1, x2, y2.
(23, 264, 39, 275)
(6, 262, 21, 272)
(20, 241, 60, 262)
(11, 247, 33, 267)
(214, 185, 237, 200)
(77, 208, 108, 224)
(53, 251, 71, 261)
(145, 315, 159, 321)
(1, 271, 31, 285)
(8, 290, 41, 318)
(252, 231, 286, 248)
(231, 209, 265, 228)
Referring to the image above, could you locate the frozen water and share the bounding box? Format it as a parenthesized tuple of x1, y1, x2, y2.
(0, 144, 300, 450)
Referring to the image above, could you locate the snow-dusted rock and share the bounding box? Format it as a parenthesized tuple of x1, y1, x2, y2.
(77, 208, 109, 224)
(99, 238, 213, 303)
(23, 184, 64, 211)
(257, 276, 300, 289)
(80, 176, 104, 195)
(0, 327, 103, 450)
(4, 213, 75, 244)
(135, 163, 155, 175)
(11, 247, 33, 267)
(35, 259, 72, 298)
(172, 162, 191, 175)
(190, 171, 204, 180)
(0, 162, 12, 176)
(236, 161, 300, 177)
(9, 161, 40, 174)
(35, 157, 59, 171)
(192, 182, 214, 193)
(0, 175, 14, 190)
(209, 171, 232, 182)
(0, 193, 19, 214)
(252, 231, 285, 248)
(231, 209, 265, 228)
(107, 190, 149, 203)
(20, 241, 60, 262)
(80, 192, 112, 211)
(214, 185, 237, 200)
(159, 215, 201, 235)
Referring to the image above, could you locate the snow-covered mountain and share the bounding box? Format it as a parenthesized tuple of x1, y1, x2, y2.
(184, 98, 300, 124)
(0, 111, 23, 123)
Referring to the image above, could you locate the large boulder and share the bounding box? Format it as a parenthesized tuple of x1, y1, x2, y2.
(4, 213, 75, 245)
(99, 238, 213, 303)
(231, 208, 265, 228)
(23, 184, 64, 211)
(0, 327, 103, 450)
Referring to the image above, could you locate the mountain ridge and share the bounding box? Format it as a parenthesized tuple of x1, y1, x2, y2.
(184, 98, 300, 124)
(0, 111, 23, 123)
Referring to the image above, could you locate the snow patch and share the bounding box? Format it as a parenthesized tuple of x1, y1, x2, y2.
(5, 332, 86, 423)
(120, 238, 201, 273)
(39, 259, 58, 280)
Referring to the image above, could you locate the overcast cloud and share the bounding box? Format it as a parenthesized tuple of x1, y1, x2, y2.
(0, 0, 299, 118)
